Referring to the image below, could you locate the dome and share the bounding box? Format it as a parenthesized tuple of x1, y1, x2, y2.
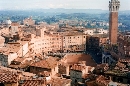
(5, 19, 12, 25)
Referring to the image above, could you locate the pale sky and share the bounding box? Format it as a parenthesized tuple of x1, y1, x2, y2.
(0, 0, 129, 10)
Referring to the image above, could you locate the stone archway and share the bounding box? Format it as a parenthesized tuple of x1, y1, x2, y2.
(75, 79, 77, 83)
(0, 83, 5, 86)
(106, 57, 109, 63)
(103, 56, 106, 63)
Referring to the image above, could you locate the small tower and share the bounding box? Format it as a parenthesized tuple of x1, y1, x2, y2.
(109, 0, 120, 45)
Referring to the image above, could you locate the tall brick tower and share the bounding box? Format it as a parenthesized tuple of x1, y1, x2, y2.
(109, 0, 120, 45)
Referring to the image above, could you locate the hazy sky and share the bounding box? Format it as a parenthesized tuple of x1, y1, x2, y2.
(0, 0, 129, 10)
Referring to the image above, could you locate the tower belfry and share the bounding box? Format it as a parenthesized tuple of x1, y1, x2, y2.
(109, 0, 120, 44)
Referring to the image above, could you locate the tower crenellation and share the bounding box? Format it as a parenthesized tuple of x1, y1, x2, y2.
(109, 0, 120, 12)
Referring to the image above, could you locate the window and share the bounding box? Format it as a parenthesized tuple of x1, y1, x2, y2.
(113, 77, 116, 82)
(127, 80, 130, 84)
(116, 6, 118, 10)
(125, 51, 126, 54)
(117, 78, 123, 83)
(113, 6, 115, 10)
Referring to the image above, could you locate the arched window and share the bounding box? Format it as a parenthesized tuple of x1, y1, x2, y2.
(109, 6, 111, 11)
(117, 78, 123, 83)
(103, 57, 106, 63)
(106, 57, 109, 63)
(113, 6, 115, 11)
(113, 77, 116, 82)
(116, 6, 118, 10)
(75, 79, 77, 83)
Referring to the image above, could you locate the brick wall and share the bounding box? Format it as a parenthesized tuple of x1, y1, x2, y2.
(109, 12, 118, 44)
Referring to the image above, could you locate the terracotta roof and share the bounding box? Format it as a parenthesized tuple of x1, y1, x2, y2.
(0, 43, 22, 55)
(9, 57, 33, 69)
(0, 72, 19, 83)
(31, 57, 59, 69)
(96, 63, 109, 71)
(34, 53, 44, 60)
(9, 62, 31, 69)
(96, 75, 110, 86)
(38, 71, 51, 77)
(71, 64, 83, 72)
(17, 41, 29, 45)
(61, 54, 97, 67)
(13, 57, 26, 62)
(64, 32, 86, 36)
(119, 58, 130, 63)
(105, 70, 127, 77)
(0, 66, 19, 74)
(47, 78, 71, 86)
(54, 73, 61, 77)
(22, 79, 45, 86)
(11, 22, 19, 26)
(0, 66, 36, 79)
(116, 61, 126, 69)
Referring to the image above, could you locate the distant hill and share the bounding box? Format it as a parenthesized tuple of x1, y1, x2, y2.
(1, 8, 130, 14)
(0, 8, 108, 14)
(0, 9, 130, 31)
(38, 8, 108, 14)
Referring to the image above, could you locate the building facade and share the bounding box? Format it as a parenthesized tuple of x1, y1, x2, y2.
(63, 34, 88, 52)
(23, 17, 35, 26)
(102, 52, 116, 65)
(0, 41, 29, 67)
(118, 32, 130, 57)
(30, 57, 59, 77)
(0, 36, 5, 48)
(10, 22, 20, 35)
(88, 37, 100, 51)
(70, 61, 95, 85)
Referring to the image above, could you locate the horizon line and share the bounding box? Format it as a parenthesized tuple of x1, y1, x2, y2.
(0, 8, 130, 12)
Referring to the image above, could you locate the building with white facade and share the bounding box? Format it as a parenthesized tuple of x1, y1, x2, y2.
(84, 28, 108, 36)
(84, 29, 94, 36)
(23, 17, 35, 26)
(0, 41, 29, 67)
(70, 61, 95, 84)
(97, 29, 108, 34)
(10, 22, 20, 35)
